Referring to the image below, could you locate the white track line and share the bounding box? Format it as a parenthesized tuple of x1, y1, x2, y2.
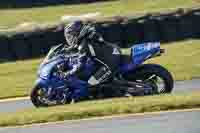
(0, 97, 29, 103)
(2, 108, 200, 129)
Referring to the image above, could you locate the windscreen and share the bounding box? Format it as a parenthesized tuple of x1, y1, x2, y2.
(42, 44, 65, 64)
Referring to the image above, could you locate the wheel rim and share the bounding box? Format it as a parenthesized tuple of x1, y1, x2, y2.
(143, 74, 166, 94)
(34, 87, 58, 106)
(35, 86, 72, 106)
(36, 87, 49, 105)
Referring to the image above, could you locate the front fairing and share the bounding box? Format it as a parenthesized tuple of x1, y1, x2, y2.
(38, 43, 69, 79)
(38, 56, 65, 79)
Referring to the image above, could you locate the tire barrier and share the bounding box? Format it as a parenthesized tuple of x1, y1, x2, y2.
(0, 7, 200, 62)
(0, 0, 116, 9)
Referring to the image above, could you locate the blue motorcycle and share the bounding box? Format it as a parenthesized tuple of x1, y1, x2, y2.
(30, 42, 174, 107)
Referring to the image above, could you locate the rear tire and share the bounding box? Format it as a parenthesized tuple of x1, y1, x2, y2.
(124, 64, 174, 94)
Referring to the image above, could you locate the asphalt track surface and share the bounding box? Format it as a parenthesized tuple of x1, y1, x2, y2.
(0, 79, 200, 113)
(0, 109, 200, 133)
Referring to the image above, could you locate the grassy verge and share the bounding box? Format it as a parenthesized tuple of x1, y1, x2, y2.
(0, 39, 200, 99)
(146, 40, 200, 80)
(0, 0, 198, 28)
(0, 58, 41, 99)
(0, 92, 200, 127)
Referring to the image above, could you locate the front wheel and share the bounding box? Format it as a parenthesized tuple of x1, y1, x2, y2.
(30, 85, 49, 107)
(30, 85, 72, 107)
(124, 64, 174, 95)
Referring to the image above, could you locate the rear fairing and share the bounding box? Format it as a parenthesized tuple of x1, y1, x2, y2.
(131, 42, 160, 65)
(120, 42, 161, 73)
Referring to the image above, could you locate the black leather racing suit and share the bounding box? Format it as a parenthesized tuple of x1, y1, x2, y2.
(65, 24, 121, 85)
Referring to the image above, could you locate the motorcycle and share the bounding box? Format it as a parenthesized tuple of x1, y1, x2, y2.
(30, 42, 174, 107)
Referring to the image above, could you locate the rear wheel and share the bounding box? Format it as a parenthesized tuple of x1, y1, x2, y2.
(124, 64, 174, 95)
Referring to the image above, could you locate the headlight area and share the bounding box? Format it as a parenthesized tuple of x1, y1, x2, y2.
(52, 63, 68, 79)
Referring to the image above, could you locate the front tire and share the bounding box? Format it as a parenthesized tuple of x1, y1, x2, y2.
(124, 64, 174, 94)
(30, 85, 49, 107)
(31, 84, 72, 107)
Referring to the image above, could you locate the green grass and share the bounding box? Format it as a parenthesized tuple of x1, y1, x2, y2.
(0, 92, 200, 127)
(146, 40, 200, 80)
(0, 58, 41, 99)
(0, 39, 199, 99)
(0, 0, 198, 28)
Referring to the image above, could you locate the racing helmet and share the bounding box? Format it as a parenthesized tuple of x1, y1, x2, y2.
(64, 20, 83, 47)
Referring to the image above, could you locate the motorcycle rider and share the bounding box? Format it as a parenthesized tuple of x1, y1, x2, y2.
(63, 20, 121, 100)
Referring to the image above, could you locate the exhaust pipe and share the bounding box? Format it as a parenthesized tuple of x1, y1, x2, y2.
(160, 49, 165, 54)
